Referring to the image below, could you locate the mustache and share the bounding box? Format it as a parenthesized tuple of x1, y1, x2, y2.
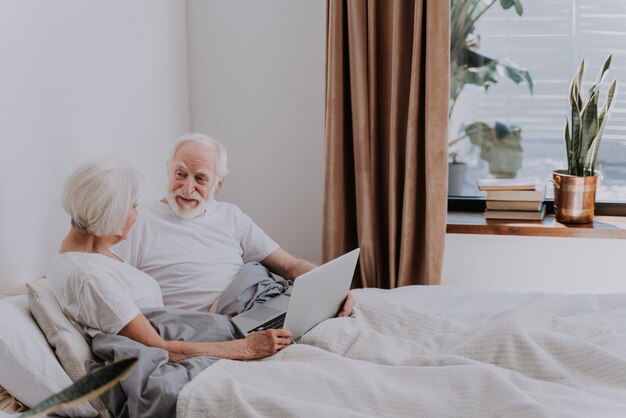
(175, 188, 204, 202)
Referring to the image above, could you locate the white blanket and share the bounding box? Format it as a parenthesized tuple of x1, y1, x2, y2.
(177, 285, 626, 417)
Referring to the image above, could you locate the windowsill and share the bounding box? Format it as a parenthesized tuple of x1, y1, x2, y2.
(447, 211, 626, 239)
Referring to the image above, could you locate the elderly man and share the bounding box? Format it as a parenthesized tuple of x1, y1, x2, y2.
(115, 133, 352, 319)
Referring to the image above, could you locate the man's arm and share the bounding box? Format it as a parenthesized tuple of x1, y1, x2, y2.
(118, 314, 292, 363)
(260, 248, 316, 281)
(260, 248, 354, 317)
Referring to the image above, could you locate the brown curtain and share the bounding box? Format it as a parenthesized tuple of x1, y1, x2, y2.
(323, 0, 449, 288)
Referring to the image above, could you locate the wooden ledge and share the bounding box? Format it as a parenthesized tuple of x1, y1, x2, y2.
(447, 211, 626, 239)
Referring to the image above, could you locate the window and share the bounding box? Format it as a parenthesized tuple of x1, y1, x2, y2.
(449, 0, 626, 203)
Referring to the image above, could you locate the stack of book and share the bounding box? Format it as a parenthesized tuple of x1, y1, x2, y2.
(477, 178, 546, 220)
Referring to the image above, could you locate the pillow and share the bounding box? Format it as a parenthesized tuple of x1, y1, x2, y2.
(0, 285, 26, 299)
(0, 385, 26, 413)
(0, 277, 47, 299)
(0, 294, 98, 417)
(27, 283, 110, 418)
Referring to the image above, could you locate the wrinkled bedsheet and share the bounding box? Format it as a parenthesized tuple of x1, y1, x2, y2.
(177, 285, 626, 418)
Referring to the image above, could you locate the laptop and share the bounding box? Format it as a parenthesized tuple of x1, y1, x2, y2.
(232, 248, 360, 339)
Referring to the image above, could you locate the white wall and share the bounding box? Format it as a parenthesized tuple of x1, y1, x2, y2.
(0, 1, 189, 290)
(442, 234, 626, 294)
(186, 0, 326, 264)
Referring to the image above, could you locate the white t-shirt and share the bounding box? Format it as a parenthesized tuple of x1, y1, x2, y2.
(48, 252, 164, 337)
(113, 201, 279, 312)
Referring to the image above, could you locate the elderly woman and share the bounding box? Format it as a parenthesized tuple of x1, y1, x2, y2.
(47, 157, 292, 364)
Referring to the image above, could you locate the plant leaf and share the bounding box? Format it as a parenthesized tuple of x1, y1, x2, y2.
(464, 121, 523, 176)
(499, 0, 523, 15)
(574, 59, 584, 108)
(568, 58, 587, 175)
(480, 121, 523, 176)
(450, 0, 473, 54)
(579, 87, 599, 173)
(467, 0, 496, 23)
(20, 358, 138, 418)
(564, 117, 571, 170)
(494, 121, 521, 138)
(605, 77, 618, 116)
(566, 55, 618, 176)
(466, 49, 493, 67)
(502, 62, 533, 94)
(464, 122, 492, 148)
(570, 84, 581, 175)
(584, 133, 602, 176)
(455, 52, 532, 93)
(457, 61, 499, 88)
(585, 78, 618, 173)
(575, 59, 585, 95)
(594, 54, 612, 87)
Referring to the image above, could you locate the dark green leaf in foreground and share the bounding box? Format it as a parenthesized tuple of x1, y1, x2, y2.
(20, 357, 138, 418)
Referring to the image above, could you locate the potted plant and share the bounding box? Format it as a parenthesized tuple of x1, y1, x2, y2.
(453, 121, 523, 179)
(448, 152, 467, 195)
(553, 54, 618, 224)
(448, 0, 532, 191)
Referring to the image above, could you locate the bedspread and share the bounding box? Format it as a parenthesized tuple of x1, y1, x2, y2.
(177, 285, 626, 418)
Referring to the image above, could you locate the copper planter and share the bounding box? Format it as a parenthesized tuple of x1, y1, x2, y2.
(552, 170, 598, 224)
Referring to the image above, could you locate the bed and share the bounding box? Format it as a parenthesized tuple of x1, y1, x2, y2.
(2, 282, 626, 417)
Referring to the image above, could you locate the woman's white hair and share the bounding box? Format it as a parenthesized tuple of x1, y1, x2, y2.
(168, 133, 229, 179)
(62, 156, 140, 237)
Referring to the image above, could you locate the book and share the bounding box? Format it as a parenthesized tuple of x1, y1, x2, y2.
(485, 200, 544, 211)
(477, 178, 536, 191)
(484, 204, 546, 221)
(486, 185, 546, 202)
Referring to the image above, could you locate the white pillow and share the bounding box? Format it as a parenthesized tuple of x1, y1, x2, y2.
(0, 295, 98, 417)
(27, 283, 110, 417)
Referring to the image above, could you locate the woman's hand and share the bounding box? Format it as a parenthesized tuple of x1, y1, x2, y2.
(120, 314, 293, 362)
(242, 329, 293, 359)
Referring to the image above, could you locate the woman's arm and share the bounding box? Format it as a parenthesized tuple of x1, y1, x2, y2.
(118, 314, 292, 363)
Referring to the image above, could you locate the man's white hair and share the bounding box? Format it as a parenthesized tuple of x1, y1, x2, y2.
(62, 156, 140, 236)
(168, 133, 229, 179)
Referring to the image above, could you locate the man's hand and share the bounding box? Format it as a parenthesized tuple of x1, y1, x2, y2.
(242, 329, 293, 359)
(337, 292, 354, 317)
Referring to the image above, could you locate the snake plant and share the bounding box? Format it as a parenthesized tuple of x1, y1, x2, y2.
(565, 54, 618, 177)
(19, 357, 137, 418)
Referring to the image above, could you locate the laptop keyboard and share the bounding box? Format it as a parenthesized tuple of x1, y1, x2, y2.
(248, 312, 287, 333)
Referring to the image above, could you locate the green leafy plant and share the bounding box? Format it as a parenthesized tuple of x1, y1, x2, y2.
(564, 54, 618, 177)
(20, 357, 138, 418)
(462, 121, 522, 178)
(450, 0, 532, 117)
(449, 0, 533, 178)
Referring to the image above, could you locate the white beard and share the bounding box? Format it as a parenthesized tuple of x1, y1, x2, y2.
(166, 187, 210, 219)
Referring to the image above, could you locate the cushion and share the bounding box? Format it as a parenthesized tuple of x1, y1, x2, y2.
(0, 385, 26, 413)
(0, 283, 28, 299)
(27, 283, 110, 417)
(0, 294, 98, 417)
(0, 277, 49, 299)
